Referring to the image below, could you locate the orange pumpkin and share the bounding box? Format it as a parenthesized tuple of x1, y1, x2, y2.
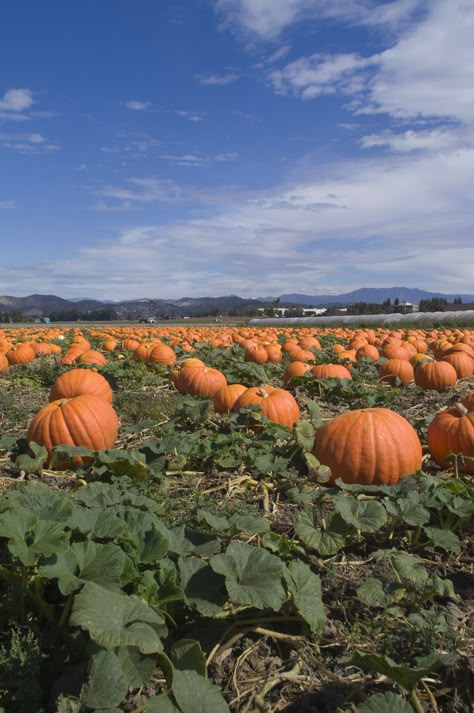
(427, 403, 474, 474)
(49, 368, 113, 403)
(378, 359, 414, 385)
(312, 407, 422, 485)
(27, 395, 119, 466)
(233, 386, 300, 430)
(414, 361, 457, 392)
(213, 384, 247, 413)
(176, 365, 227, 398)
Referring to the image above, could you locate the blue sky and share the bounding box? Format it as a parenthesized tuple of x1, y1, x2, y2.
(0, 0, 473, 300)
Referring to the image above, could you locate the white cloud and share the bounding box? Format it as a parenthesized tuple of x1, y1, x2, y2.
(6, 141, 473, 298)
(125, 100, 151, 111)
(360, 128, 471, 152)
(0, 132, 59, 154)
(264, 0, 474, 127)
(159, 152, 239, 166)
(0, 88, 34, 112)
(197, 72, 240, 85)
(268, 52, 379, 99)
(0, 200, 15, 208)
(215, 0, 422, 41)
(175, 110, 206, 122)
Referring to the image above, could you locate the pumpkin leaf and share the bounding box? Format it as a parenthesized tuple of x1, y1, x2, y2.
(334, 496, 387, 533)
(82, 650, 128, 710)
(179, 556, 226, 616)
(284, 560, 327, 635)
(70, 582, 166, 653)
(295, 510, 351, 555)
(338, 691, 414, 713)
(347, 650, 457, 691)
(171, 668, 230, 713)
(423, 527, 461, 553)
(294, 420, 315, 451)
(170, 639, 206, 676)
(210, 542, 286, 610)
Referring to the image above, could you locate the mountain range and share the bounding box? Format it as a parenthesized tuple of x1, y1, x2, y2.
(0, 287, 473, 318)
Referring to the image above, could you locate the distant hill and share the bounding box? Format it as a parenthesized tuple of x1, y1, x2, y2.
(1, 287, 473, 319)
(279, 287, 474, 306)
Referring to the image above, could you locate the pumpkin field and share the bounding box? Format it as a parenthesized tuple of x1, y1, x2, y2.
(0, 322, 473, 713)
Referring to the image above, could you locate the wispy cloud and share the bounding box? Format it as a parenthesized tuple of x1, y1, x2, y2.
(0, 132, 59, 154)
(215, 0, 422, 41)
(0, 200, 15, 208)
(0, 88, 35, 121)
(124, 100, 152, 111)
(175, 109, 206, 122)
(196, 72, 240, 85)
(159, 151, 239, 166)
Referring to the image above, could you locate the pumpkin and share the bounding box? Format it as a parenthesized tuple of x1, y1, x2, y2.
(414, 361, 457, 392)
(427, 403, 474, 474)
(244, 346, 269, 364)
(311, 364, 352, 380)
(6, 344, 36, 365)
(288, 347, 317, 363)
(176, 365, 227, 398)
(440, 352, 474, 380)
(282, 361, 312, 385)
(356, 344, 380, 362)
(461, 391, 474, 411)
(27, 394, 119, 466)
(232, 386, 300, 430)
(213, 384, 247, 413)
(76, 349, 107, 366)
(147, 343, 176, 367)
(0, 353, 8, 374)
(49, 368, 113, 403)
(312, 407, 422, 485)
(378, 358, 414, 385)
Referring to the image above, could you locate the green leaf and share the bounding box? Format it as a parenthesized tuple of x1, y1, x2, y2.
(305, 399, 323, 427)
(423, 527, 461, 553)
(172, 668, 230, 713)
(70, 582, 166, 653)
(0, 509, 70, 566)
(294, 510, 350, 555)
(333, 496, 387, 533)
(284, 561, 327, 635)
(170, 639, 206, 676)
(228, 514, 270, 535)
(146, 695, 181, 713)
(16, 442, 48, 473)
(210, 542, 286, 610)
(168, 526, 221, 557)
(196, 510, 231, 533)
(179, 556, 226, 616)
(348, 650, 457, 691)
(39, 541, 127, 594)
(341, 691, 414, 713)
(294, 420, 315, 451)
(83, 650, 129, 709)
(356, 577, 406, 608)
(116, 646, 157, 688)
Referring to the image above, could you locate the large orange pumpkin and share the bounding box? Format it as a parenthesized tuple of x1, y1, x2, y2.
(213, 384, 247, 413)
(232, 386, 300, 430)
(27, 394, 119, 465)
(176, 365, 227, 398)
(49, 368, 113, 403)
(427, 403, 474, 474)
(312, 407, 422, 485)
(414, 361, 457, 392)
(311, 364, 352, 380)
(378, 358, 414, 385)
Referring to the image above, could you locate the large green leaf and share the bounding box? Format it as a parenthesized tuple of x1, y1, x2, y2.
(172, 669, 230, 713)
(284, 560, 327, 635)
(339, 691, 414, 713)
(70, 582, 166, 653)
(294, 511, 350, 555)
(170, 639, 206, 676)
(116, 646, 157, 688)
(39, 541, 127, 594)
(82, 650, 128, 709)
(210, 542, 286, 610)
(179, 556, 226, 616)
(0, 509, 70, 566)
(333, 496, 387, 533)
(348, 650, 457, 691)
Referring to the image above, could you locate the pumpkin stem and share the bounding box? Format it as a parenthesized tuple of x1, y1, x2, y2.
(258, 388, 269, 398)
(454, 402, 468, 416)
